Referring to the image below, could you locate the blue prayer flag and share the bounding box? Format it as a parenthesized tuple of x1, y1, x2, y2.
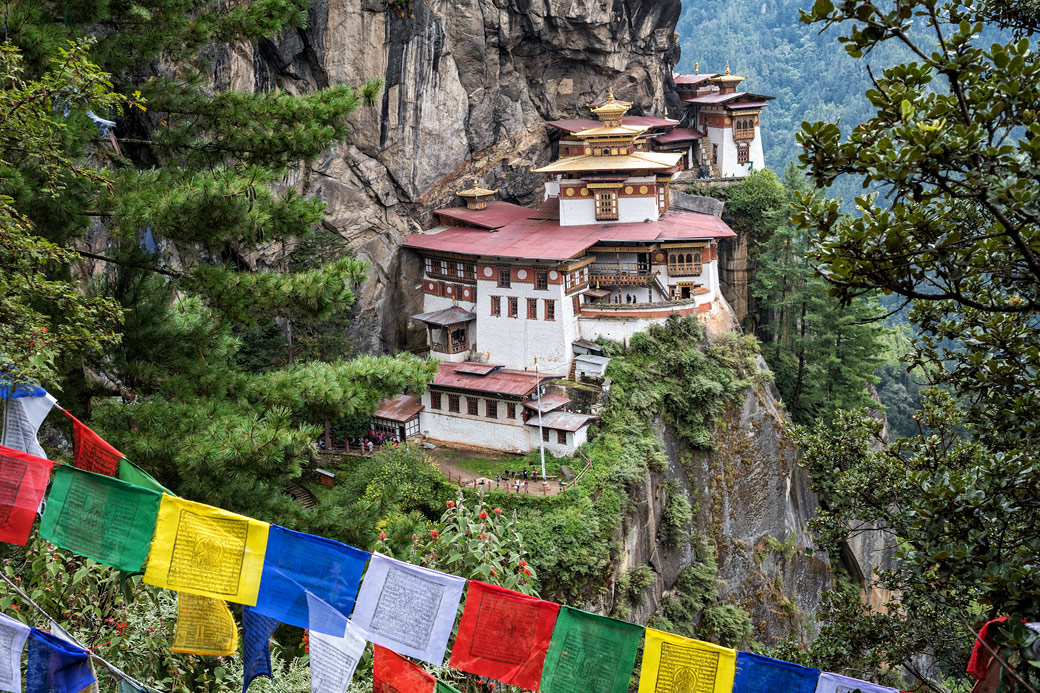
(734, 651, 820, 693)
(26, 629, 95, 693)
(251, 526, 367, 633)
(242, 606, 280, 693)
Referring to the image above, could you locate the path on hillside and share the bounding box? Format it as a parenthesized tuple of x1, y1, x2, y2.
(425, 452, 567, 498)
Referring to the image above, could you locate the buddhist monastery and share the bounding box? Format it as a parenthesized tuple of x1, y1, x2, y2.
(388, 89, 741, 454)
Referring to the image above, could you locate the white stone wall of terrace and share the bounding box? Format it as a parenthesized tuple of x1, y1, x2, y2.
(560, 197, 596, 226)
(528, 425, 588, 456)
(472, 278, 574, 374)
(578, 296, 719, 343)
(421, 410, 532, 452)
(749, 126, 765, 171)
(618, 195, 660, 223)
(421, 293, 476, 314)
(544, 180, 560, 199)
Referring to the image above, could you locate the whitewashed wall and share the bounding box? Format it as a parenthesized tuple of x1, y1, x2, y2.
(473, 278, 574, 374)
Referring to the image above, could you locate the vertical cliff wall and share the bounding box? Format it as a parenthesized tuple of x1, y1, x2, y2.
(215, 0, 683, 353)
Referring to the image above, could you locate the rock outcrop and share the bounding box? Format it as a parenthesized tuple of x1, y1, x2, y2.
(217, 0, 683, 352)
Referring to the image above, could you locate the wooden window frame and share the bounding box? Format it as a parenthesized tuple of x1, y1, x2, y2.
(594, 191, 618, 221)
(542, 428, 550, 442)
(557, 430, 567, 445)
(535, 271, 548, 290)
(491, 295, 501, 317)
(508, 296, 518, 318)
(448, 394, 460, 413)
(486, 400, 498, 419)
(430, 391, 442, 410)
(736, 143, 750, 164)
(527, 297, 538, 320)
(544, 299, 556, 321)
(467, 397, 479, 416)
(506, 403, 516, 420)
(498, 267, 511, 288)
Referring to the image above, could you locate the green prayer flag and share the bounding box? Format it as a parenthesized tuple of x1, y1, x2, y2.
(117, 458, 175, 496)
(118, 680, 148, 693)
(436, 682, 463, 693)
(540, 605, 644, 693)
(40, 465, 162, 572)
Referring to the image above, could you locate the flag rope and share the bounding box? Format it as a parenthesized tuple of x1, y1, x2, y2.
(0, 571, 159, 693)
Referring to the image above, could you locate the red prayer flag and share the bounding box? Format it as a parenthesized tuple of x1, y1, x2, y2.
(967, 617, 1007, 680)
(68, 413, 123, 477)
(0, 445, 54, 545)
(374, 645, 436, 693)
(449, 581, 560, 691)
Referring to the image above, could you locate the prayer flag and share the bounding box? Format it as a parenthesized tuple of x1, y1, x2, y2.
(0, 445, 55, 545)
(66, 414, 122, 477)
(814, 672, 899, 693)
(449, 581, 560, 690)
(242, 606, 280, 692)
(349, 553, 465, 666)
(0, 612, 30, 693)
(306, 594, 366, 693)
(143, 495, 270, 606)
(252, 526, 367, 633)
(116, 460, 173, 497)
(1, 392, 56, 460)
(436, 683, 462, 693)
(25, 629, 95, 693)
(638, 628, 736, 693)
(734, 652, 819, 693)
(39, 466, 161, 572)
(171, 593, 238, 657)
(117, 681, 148, 693)
(373, 645, 435, 693)
(541, 605, 644, 693)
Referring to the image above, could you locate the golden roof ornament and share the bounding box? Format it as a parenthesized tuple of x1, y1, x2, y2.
(456, 178, 497, 210)
(725, 61, 730, 75)
(589, 88, 633, 122)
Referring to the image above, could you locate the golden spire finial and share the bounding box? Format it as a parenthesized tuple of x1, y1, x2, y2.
(608, 87, 615, 100)
(694, 61, 699, 73)
(725, 61, 731, 75)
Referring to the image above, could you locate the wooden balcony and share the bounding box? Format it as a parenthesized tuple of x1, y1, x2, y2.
(668, 264, 703, 277)
(431, 340, 469, 355)
(590, 263, 650, 287)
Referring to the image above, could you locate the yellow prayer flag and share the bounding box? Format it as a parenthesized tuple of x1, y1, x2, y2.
(172, 592, 238, 656)
(143, 495, 270, 605)
(637, 628, 737, 693)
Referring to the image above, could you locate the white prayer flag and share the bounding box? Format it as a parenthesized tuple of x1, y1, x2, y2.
(0, 612, 31, 693)
(306, 593, 366, 693)
(815, 672, 899, 693)
(348, 553, 465, 665)
(1, 393, 56, 459)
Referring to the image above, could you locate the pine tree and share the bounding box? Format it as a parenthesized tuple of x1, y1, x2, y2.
(2, 1, 435, 530)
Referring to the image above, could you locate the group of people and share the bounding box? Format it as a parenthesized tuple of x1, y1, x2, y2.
(315, 433, 403, 454)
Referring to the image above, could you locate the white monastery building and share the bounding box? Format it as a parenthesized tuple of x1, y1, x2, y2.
(383, 88, 749, 454)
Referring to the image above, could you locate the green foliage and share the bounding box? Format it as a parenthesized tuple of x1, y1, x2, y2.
(753, 166, 889, 424)
(661, 480, 693, 549)
(612, 565, 657, 618)
(723, 169, 787, 244)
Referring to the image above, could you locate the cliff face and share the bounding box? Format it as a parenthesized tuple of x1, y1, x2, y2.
(216, 0, 683, 352)
(611, 358, 833, 645)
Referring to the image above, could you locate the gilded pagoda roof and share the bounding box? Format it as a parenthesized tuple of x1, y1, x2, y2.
(456, 178, 498, 198)
(573, 123, 649, 139)
(532, 150, 682, 174)
(589, 88, 633, 119)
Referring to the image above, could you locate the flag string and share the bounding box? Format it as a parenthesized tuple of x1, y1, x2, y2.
(0, 571, 159, 693)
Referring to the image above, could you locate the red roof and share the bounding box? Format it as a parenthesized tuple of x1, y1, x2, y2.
(726, 101, 770, 111)
(372, 394, 424, 422)
(674, 74, 718, 86)
(683, 92, 774, 106)
(522, 393, 571, 413)
(525, 411, 598, 432)
(431, 362, 553, 397)
(404, 211, 735, 261)
(435, 201, 535, 230)
(547, 115, 677, 135)
(654, 127, 704, 144)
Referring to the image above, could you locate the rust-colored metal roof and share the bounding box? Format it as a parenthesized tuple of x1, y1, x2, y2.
(525, 411, 598, 432)
(725, 101, 770, 111)
(455, 362, 498, 375)
(431, 362, 553, 396)
(674, 74, 718, 86)
(547, 115, 678, 135)
(411, 306, 476, 326)
(435, 201, 536, 230)
(683, 92, 774, 106)
(403, 211, 735, 261)
(654, 127, 705, 144)
(530, 197, 560, 220)
(533, 150, 681, 174)
(372, 394, 424, 422)
(522, 393, 571, 413)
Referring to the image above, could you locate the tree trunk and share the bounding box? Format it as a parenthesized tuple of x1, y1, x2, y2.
(791, 299, 808, 410)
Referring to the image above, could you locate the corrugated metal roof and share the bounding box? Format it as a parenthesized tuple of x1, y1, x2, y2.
(435, 201, 535, 229)
(432, 362, 552, 396)
(455, 362, 498, 375)
(674, 74, 718, 85)
(522, 393, 571, 413)
(683, 92, 774, 106)
(654, 127, 705, 144)
(411, 306, 476, 326)
(403, 211, 736, 261)
(547, 115, 678, 134)
(525, 411, 598, 432)
(726, 101, 770, 110)
(533, 150, 682, 174)
(372, 394, 424, 422)
(575, 354, 611, 366)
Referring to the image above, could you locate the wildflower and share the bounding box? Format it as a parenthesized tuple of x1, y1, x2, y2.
(378, 532, 386, 540)
(493, 507, 502, 515)
(479, 511, 487, 518)
(412, 534, 419, 542)
(446, 500, 455, 508)
(523, 568, 532, 576)
(430, 529, 439, 539)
